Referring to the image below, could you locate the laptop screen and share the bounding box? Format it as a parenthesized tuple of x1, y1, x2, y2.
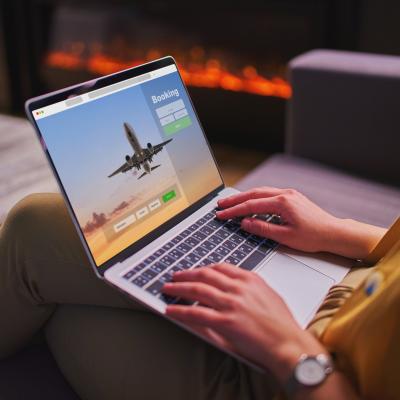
(31, 61, 223, 267)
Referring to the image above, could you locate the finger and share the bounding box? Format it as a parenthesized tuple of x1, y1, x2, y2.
(218, 187, 284, 209)
(217, 198, 282, 220)
(241, 217, 290, 242)
(210, 262, 251, 280)
(166, 304, 225, 330)
(162, 282, 228, 309)
(172, 266, 239, 292)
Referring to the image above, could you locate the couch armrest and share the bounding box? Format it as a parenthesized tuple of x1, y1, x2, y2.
(286, 49, 400, 186)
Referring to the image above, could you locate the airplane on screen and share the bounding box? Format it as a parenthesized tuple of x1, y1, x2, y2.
(108, 122, 173, 179)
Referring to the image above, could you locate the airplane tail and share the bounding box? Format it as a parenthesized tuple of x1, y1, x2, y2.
(137, 165, 161, 179)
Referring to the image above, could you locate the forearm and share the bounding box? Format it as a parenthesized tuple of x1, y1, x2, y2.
(325, 218, 387, 260)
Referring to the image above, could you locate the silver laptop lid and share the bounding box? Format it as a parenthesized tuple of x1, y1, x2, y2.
(25, 57, 223, 275)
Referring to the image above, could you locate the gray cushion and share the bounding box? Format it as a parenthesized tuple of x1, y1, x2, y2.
(286, 50, 400, 186)
(235, 154, 400, 228)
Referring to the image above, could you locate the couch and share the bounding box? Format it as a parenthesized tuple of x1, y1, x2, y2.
(1, 49, 400, 399)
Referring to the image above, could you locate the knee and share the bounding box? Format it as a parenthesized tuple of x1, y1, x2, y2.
(1, 193, 70, 247)
(4, 193, 64, 232)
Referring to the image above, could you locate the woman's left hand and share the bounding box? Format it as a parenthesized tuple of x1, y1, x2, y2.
(163, 264, 327, 383)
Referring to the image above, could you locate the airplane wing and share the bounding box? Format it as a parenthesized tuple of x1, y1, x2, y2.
(108, 162, 131, 178)
(108, 155, 141, 178)
(152, 138, 173, 155)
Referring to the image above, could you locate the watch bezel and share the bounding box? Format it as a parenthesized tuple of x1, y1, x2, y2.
(293, 354, 333, 386)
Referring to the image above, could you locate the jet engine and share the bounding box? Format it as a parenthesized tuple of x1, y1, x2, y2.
(147, 143, 153, 153)
(125, 155, 133, 166)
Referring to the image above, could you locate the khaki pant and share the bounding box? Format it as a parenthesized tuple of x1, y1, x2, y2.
(0, 194, 277, 400)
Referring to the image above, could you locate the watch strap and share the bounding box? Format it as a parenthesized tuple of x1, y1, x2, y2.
(284, 371, 302, 398)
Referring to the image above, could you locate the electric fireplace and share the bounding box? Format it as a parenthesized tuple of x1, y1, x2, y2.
(1, 0, 361, 151)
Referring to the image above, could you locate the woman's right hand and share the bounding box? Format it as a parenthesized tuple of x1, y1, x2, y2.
(216, 187, 386, 260)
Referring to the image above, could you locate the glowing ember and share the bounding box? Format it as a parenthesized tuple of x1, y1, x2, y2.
(45, 48, 291, 99)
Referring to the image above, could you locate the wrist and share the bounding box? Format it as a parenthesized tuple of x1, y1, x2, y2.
(323, 217, 386, 260)
(266, 332, 328, 385)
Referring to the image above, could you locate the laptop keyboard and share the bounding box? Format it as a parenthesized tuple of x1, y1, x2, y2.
(122, 209, 279, 304)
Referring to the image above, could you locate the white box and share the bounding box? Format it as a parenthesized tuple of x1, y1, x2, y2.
(156, 99, 185, 119)
(136, 206, 149, 219)
(113, 214, 136, 233)
(173, 108, 188, 120)
(160, 114, 175, 126)
(149, 199, 162, 211)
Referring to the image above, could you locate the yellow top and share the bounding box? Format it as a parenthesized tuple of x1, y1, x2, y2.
(321, 218, 400, 399)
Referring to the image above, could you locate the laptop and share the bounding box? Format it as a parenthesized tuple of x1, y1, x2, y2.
(26, 56, 351, 367)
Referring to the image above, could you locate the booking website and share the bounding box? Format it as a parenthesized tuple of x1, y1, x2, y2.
(33, 66, 222, 266)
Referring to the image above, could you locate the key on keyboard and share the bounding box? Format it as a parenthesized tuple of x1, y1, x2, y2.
(240, 250, 267, 271)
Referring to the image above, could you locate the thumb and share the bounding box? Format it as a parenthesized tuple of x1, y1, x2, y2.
(241, 217, 288, 242)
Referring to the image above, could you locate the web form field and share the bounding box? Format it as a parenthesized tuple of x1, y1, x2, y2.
(156, 99, 192, 135)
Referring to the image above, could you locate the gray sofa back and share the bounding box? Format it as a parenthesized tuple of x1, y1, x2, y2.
(286, 50, 400, 186)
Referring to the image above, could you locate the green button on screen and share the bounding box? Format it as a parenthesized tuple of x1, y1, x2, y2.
(162, 190, 176, 203)
(163, 115, 192, 136)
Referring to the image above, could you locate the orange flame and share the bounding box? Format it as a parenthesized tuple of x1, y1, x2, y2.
(45, 48, 291, 99)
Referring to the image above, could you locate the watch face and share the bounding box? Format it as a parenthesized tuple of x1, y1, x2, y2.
(295, 358, 326, 386)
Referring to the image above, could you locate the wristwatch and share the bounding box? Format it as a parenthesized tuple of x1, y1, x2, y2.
(284, 353, 334, 398)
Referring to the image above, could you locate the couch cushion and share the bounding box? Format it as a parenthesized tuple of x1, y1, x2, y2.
(235, 154, 400, 228)
(0, 114, 59, 224)
(286, 50, 400, 185)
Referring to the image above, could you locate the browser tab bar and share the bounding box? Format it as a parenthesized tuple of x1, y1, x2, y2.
(32, 64, 177, 120)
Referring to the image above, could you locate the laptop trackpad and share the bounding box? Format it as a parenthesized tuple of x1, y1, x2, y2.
(257, 253, 335, 327)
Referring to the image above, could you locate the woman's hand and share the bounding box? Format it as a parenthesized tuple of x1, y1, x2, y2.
(163, 264, 326, 383)
(216, 187, 386, 260)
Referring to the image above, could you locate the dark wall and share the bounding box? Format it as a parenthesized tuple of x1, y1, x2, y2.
(358, 0, 400, 55)
(0, 8, 11, 111)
